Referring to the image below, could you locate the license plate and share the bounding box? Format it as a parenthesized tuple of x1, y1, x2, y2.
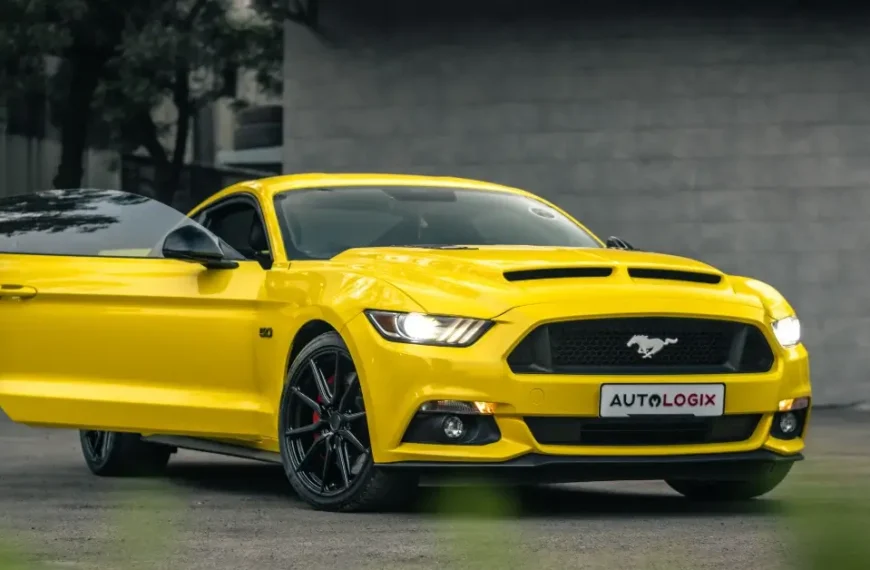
(599, 384, 725, 417)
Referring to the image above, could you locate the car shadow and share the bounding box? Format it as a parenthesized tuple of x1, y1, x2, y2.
(161, 459, 784, 518)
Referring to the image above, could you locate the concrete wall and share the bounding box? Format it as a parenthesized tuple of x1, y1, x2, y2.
(282, 0, 870, 405)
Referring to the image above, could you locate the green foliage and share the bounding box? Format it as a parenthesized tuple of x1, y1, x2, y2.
(0, 541, 37, 570)
(0, 0, 281, 115)
(0, 0, 150, 98)
(0, 0, 283, 194)
(0, 481, 185, 570)
(433, 483, 529, 569)
(96, 0, 282, 137)
(787, 481, 870, 570)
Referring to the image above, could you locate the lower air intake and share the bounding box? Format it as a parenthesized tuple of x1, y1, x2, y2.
(524, 415, 762, 446)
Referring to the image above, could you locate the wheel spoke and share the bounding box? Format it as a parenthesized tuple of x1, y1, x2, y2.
(345, 411, 366, 422)
(340, 429, 368, 454)
(291, 387, 320, 412)
(338, 372, 359, 412)
(331, 351, 342, 406)
(319, 436, 333, 493)
(335, 439, 351, 489)
(100, 432, 111, 458)
(309, 359, 332, 403)
(285, 420, 323, 439)
(294, 436, 327, 473)
(86, 431, 104, 459)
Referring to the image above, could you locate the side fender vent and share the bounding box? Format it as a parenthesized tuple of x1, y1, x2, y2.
(504, 267, 613, 282)
(628, 268, 722, 284)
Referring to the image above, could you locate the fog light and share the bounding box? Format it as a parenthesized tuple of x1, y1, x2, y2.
(442, 415, 465, 440)
(779, 412, 799, 434)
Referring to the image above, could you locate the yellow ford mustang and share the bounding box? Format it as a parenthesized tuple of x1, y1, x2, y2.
(0, 174, 810, 512)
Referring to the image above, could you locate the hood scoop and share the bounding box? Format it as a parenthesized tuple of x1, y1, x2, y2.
(628, 268, 722, 284)
(503, 267, 613, 282)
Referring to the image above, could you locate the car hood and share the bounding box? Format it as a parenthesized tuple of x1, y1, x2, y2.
(331, 246, 765, 318)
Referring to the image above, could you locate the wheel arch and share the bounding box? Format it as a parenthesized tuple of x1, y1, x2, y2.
(286, 318, 339, 373)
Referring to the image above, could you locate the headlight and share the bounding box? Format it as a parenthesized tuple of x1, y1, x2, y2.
(772, 316, 801, 348)
(364, 310, 493, 347)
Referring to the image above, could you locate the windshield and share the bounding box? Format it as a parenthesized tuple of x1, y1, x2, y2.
(0, 188, 243, 259)
(273, 186, 602, 260)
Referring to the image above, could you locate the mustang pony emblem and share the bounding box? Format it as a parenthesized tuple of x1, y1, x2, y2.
(627, 335, 678, 359)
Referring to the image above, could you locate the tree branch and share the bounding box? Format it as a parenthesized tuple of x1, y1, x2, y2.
(130, 111, 169, 167)
(285, 0, 320, 28)
(184, 0, 208, 26)
(170, 62, 191, 173)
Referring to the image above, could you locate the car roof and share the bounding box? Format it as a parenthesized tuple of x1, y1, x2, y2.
(193, 173, 536, 211)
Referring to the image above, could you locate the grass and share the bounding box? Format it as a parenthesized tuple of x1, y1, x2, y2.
(785, 480, 870, 570)
(0, 481, 185, 570)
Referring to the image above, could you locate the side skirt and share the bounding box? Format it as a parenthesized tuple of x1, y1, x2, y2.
(141, 435, 282, 465)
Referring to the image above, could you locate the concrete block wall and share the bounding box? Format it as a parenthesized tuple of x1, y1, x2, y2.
(283, 0, 870, 405)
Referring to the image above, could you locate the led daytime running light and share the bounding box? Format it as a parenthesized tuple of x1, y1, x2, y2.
(365, 310, 492, 347)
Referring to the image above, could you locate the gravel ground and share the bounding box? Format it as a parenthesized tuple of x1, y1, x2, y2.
(1, 409, 867, 570)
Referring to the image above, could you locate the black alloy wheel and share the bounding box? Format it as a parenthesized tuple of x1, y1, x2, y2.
(285, 346, 370, 496)
(82, 430, 113, 466)
(279, 331, 418, 512)
(79, 430, 173, 477)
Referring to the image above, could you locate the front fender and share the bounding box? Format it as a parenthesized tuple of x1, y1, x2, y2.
(729, 276, 796, 321)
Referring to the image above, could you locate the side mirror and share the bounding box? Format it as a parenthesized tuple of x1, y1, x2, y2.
(606, 236, 637, 251)
(162, 225, 239, 269)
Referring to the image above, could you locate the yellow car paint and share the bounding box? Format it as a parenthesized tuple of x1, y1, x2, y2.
(0, 173, 810, 465)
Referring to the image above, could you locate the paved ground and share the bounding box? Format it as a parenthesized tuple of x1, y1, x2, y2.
(1, 410, 868, 570)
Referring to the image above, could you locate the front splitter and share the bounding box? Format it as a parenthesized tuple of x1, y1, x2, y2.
(378, 449, 803, 484)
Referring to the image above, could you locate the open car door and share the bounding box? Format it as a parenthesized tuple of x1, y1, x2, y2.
(0, 189, 269, 440)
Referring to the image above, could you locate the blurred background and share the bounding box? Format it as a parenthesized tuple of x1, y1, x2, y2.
(2, 0, 867, 407)
(2, 2, 870, 568)
(5, 1, 867, 409)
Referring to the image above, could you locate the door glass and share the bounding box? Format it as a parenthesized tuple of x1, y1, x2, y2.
(205, 203, 269, 261)
(0, 188, 244, 259)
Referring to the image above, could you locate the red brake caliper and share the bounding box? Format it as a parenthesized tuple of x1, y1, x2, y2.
(312, 375, 335, 441)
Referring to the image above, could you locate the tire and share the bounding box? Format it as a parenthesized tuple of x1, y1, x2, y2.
(278, 331, 419, 512)
(665, 462, 793, 501)
(79, 430, 173, 477)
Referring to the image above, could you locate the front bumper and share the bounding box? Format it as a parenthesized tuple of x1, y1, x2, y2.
(341, 298, 812, 466)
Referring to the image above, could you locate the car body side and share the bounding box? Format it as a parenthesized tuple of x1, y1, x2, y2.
(0, 173, 811, 468)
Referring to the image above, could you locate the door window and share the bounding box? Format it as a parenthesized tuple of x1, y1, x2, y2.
(0, 188, 237, 259)
(202, 200, 271, 267)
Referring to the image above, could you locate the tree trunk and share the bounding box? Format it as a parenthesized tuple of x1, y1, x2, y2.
(157, 99, 191, 207)
(153, 64, 193, 207)
(128, 110, 173, 203)
(51, 54, 107, 189)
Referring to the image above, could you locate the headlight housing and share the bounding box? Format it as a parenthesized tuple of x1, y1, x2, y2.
(772, 316, 801, 348)
(364, 310, 493, 347)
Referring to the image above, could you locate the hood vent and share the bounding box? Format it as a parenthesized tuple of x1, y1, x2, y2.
(628, 268, 722, 284)
(504, 267, 613, 282)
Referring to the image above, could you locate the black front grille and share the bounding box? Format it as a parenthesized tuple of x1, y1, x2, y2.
(507, 317, 775, 375)
(524, 415, 762, 446)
